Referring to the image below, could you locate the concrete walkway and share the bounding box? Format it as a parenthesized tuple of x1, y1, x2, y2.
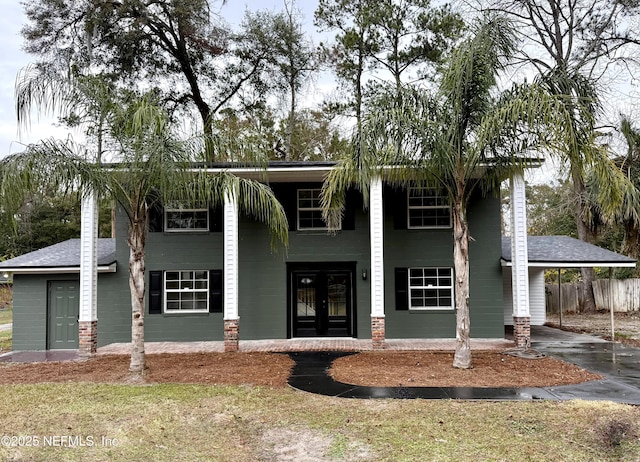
(0, 323, 11, 332)
(285, 328, 640, 404)
(532, 326, 640, 405)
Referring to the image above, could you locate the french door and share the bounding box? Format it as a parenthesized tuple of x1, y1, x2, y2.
(289, 263, 355, 337)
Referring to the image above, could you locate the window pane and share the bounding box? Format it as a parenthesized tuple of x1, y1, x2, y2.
(408, 267, 454, 309)
(408, 187, 451, 228)
(297, 189, 336, 230)
(164, 270, 209, 312)
(166, 292, 179, 301)
(424, 268, 437, 277)
(166, 271, 179, 281)
(166, 209, 209, 231)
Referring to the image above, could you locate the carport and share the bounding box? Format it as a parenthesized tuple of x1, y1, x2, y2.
(501, 235, 636, 338)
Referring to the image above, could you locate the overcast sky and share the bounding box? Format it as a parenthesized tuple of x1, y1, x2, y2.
(0, 0, 319, 159)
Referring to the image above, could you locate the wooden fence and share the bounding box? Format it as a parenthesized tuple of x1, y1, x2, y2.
(545, 279, 640, 313)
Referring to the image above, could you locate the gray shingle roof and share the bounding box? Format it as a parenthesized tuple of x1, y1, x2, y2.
(0, 239, 116, 269)
(501, 235, 636, 267)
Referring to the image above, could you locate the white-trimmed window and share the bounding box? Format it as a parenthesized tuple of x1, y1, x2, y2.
(164, 270, 209, 313)
(297, 189, 340, 231)
(407, 187, 451, 229)
(409, 267, 454, 310)
(165, 201, 209, 232)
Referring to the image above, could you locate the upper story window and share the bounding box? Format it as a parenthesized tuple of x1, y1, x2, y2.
(407, 187, 451, 229)
(297, 189, 340, 231)
(409, 267, 454, 310)
(165, 201, 209, 232)
(164, 270, 209, 313)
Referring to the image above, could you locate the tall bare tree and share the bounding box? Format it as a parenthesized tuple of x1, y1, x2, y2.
(366, 0, 463, 94)
(21, 0, 281, 160)
(315, 0, 377, 128)
(269, 0, 319, 161)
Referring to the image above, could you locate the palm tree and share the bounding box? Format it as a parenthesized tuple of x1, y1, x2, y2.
(535, 67, 628, 312)
(322, 15, 585, 369)
(2, 81, 288, 376)
(599, 116, 640, 274)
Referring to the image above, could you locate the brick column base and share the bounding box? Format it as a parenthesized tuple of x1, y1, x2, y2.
(513, 316, 531, 349)
(371, 316, 386, 350)
(224, 319, 240, 352)
(78, 320, 98, 356)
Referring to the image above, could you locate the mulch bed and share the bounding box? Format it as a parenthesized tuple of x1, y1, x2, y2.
(0, 353, 294, 388)
(0, 350, 603, 389)
(329, 351, 604, 388)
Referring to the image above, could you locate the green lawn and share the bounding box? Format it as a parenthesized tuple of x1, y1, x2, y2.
(0, 384, 638, 461)
(0, 307, 12, 325)
(0, 330, 11, 352)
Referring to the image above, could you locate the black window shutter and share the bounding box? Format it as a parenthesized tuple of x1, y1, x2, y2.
(149, 271, 163, 314)
(342, 189, 360, 230)
(209, 206, 223, 233)
(148, 202, 164, 232)
(392, 188, 408, 230)
(271, 184, 298, 231)
(209, 270, 223, 313)
(395, 267, 409, 311)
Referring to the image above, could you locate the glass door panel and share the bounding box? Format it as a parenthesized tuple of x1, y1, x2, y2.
(292, 269, 352, 337)
(296, 275, 316, 317)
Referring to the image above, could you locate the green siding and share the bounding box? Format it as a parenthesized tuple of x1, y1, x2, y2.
(467, 192, 505, 338)
(143, 230, 225, 342)
(384, 189, 504, 339)
(12, 275, 49, 351)
(238, 214, 371, 340)
(12, 273, 130, 351)
(11, 182, 506, 348)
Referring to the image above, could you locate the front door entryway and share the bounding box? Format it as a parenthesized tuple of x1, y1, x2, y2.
(288, 263, 356, 338)
(47, 280, 79, 349)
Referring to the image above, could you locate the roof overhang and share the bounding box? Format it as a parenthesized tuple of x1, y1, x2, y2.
(2, 263, 117, 275)
(188, 159, 545, 183)
(196, 165, 334, 183)
(500, 236, 636, 269)
(500, 259, 636, 268)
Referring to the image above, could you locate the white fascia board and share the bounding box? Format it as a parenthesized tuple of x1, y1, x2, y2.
(193, 161, 544, 179)
(2, 264, 117, 275)
(501, 259, 636, 268)
(197, 166, 334, 175)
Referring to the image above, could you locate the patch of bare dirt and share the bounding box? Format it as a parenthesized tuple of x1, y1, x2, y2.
(260, 428, 371, 462)
(547, 311, 640, 347)
(330, 351, 603, 388)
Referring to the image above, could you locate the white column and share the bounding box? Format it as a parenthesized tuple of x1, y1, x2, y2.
(370, 176, 385, 318)
(510, 174, 530, 318)
(79, 191, 99, 322)
(223, 187, 239, 321)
